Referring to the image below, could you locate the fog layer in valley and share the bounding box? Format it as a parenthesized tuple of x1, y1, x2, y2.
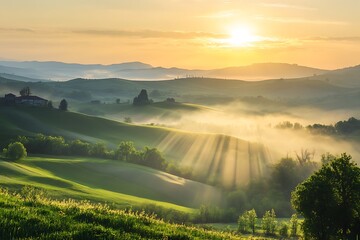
(131, 101, 360, 164)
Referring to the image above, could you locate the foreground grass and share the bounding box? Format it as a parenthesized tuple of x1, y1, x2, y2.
(0, 188, 245, 240)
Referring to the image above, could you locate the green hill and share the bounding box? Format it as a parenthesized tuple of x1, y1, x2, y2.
(0, 155, 222, 210)
(0, 106, 270, 188)
(0, 187, 243, 239)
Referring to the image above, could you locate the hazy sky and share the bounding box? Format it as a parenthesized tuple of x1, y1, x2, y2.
(1, 0, 360, 69)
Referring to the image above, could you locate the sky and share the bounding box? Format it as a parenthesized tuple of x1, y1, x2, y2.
(1, 0, 360, 69)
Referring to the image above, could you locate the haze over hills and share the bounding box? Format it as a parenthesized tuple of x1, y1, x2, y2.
(306, 64, 360, 87)
(0, 60, 328, 81)
(0, 74, 354, 106)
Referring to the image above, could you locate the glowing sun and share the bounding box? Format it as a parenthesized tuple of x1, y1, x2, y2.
(226, 26, 260, 47)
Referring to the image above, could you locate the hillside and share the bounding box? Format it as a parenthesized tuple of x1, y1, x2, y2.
(0, 75, 351, 106)
(0, 156, 221, 209)
(307, 64, 360, 87)
(0, 106, 270, 188)
(208, 63, 328, 80)
(75, 101, 212, 122)
(0, 60, 327, 81)
(0, 187, 242, 239)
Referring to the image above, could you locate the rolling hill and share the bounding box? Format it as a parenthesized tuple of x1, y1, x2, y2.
(307, 64, 360, 87)
(74, 101, 212, 122)
(0, 60, 327, 81)
(0, 75, 351, 105)
(0, 106, 270, 188)
(0, 155, 221, 210)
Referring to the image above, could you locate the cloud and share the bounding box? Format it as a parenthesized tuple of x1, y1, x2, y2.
(260, 3, 316, 11)
(307, 36, 360, 42)
(73, 29, 226, 39)
(198, 10, 235, 19)
(0, 27, 34, 33)
(255, 16, 348, 25)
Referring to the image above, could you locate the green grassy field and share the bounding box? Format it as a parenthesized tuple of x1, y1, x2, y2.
(198, 218, 303, 238)
(0, 106, 270, 188)
(0, 155, 224, 211)
(0, 188, 248, 240)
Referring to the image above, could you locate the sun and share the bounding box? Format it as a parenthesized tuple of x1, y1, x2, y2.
(226, 26, 260, 47)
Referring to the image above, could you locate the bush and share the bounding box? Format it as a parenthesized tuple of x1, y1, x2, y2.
(278, 223, 289, 237)
(290, 213, 298, 237)
(141, 147, 166, 170)
(237, 209, 257, 234)
(262, 209, 277, 235)
(3, 142, 27, 160)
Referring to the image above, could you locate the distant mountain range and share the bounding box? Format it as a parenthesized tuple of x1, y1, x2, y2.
(0, 60, 328, 81)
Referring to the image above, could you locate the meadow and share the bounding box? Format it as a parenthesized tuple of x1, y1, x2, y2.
(0, 187, 248, 240)
(0, 155, 222, 211)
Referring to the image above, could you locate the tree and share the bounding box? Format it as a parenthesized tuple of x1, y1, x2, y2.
(3, 142, 27, 160)
(19, 86, 31, 97)
(115, 141, 136, 162)
(290, 213, 298, 237)
(278, 223, 289, 238)
(237, 209, 257, 234)
(292, 153, 360, 240)
(166, 97, 175, 103)
(142, 147, 166, 170)
(133, 89, 150, 106)
(69, 140, 90, 156)
(89, 143, 108, 158)
(59, 99, 68, 111)
(116, 98, 120, 104)
(262, 209, 277, 235)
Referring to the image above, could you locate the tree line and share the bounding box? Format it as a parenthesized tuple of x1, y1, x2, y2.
(276, 117, 360, 136)
(2, 134, 194, 182)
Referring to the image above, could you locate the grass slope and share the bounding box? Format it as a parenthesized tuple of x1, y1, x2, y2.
(0, 155, 222, 210)
(0, 188, 246, 240)
(0, 106, 270, 188)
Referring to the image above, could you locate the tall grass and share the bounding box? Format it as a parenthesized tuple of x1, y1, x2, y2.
(0, 187, 243, 240)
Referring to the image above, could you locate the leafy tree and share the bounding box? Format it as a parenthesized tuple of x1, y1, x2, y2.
(19, 86, 31, 97)
(237, 209, 257, 234)
(59, 99, 68, 111)
(278, 223, 289, 238)
(335, 117, 360, 134)
(69, 140, 90, 156)
(262, 209, 277, 235)
(292, 153, 360, 240)
(89, 143, 108, 158)
(142, 147, 166, 170)
(290, 214, 298, 237)
(166, 98, 175, 103)
(321, 152, 336, 166)
(3, 142, 27, 160)
(133, 89, 150, 106)
(115, 141, 136, 162)
(237, 214, 249, 233)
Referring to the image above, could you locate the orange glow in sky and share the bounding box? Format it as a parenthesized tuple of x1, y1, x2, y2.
(1, 0, 360, 69)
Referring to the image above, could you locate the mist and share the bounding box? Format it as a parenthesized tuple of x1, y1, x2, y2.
(128, 101, 360, 164)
